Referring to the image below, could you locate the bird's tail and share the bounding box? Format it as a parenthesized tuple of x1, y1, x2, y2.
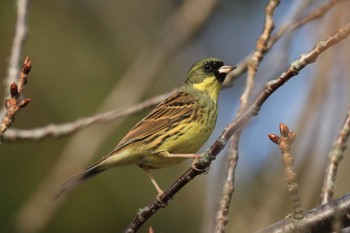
(56, 165, 104, 199)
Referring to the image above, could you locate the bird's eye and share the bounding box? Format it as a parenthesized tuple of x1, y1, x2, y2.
(204, 63, 213, 73)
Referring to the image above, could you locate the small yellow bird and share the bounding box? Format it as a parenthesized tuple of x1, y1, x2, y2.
(57, 57, 235, 198)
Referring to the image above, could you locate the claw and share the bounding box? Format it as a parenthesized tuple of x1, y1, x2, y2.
(155, 194, 168, 208)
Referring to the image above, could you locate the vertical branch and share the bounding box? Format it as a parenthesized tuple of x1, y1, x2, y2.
(0, 57, 32, 138)
(268, 0, 345, 48)
(214, 1, 280, 232)
(241, 0, 280, 108)
(123, 21, 350, 232)
(321, 107, 350, 204)
(13, 1, 219, 233)
(214, 136, 239, 233)
(2, 0, 31, 110)
(268, 123, 303, 220)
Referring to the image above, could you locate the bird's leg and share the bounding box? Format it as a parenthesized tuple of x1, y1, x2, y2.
(170, 153, 200, 159)
(158, 151, 200, 159)
(142, 167, 164, 196)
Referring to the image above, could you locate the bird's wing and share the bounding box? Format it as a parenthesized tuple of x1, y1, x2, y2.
(113, 91, 197, 151)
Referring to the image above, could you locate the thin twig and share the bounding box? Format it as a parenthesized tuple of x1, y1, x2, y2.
(214, 136, 239, 233)
(254, 192, 350, 233)
(3, 0, 340, 142)
(0, 57, 32, 138)
(321, 107, 350, 204)
(1, 0, 31, 117)
(4, 92, 172, 141)
(268, 123, 303, 220)
(268, 0, 345, 49)
(215, 1, 280, 232)
(224, 0, 343, 86)
(13, 1, 220, 233)
(241, 0, 279, 109)
(123, 21, 350, 233)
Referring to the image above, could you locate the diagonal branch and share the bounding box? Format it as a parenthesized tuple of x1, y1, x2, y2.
(12, 1, 220, 233)
(267, 0, 345, 49)
(321, 107, 350, 204)
(215, 0, 280, 232)
(123, 21, 350, 233)
(254, 192, 350, 233)
(2, 0, 341, 142)
(224, 0, 343, 86)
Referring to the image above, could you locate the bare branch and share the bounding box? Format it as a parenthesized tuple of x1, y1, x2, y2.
(224, 0, 343, 86)
(214, 136, 239, 233)
(241, 0, 279, 109)
(12, 1, 220, 233)
(0, 57, 32, 138)
(1, 0, 30, 117)
(4, 92, 172, 141)
(255, 192, 350, 233)
(321, 107, 350, 204)
(268, 0, 345, 49)
(3, 0, 341, 142)
(123, 21, 350, 233)
(215, 0, 280, 232)
(268, 123, 303, 220)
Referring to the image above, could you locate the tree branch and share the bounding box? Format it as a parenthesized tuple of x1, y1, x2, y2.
(255, 192, 350, 233)
(268, 123, 303, 220)
(12, 1, 220, 233)
(3, 92, 172, 141)
(267, 0, 345, 49)
(0, 57, 32, 139)
(1, 0, 31, 117)
(215, 0, 280, 232)
(321, 107, 350, 204)
(224, 0, 343, 86)
(123, 20, 350, 233)
(2, 0, 340, 142)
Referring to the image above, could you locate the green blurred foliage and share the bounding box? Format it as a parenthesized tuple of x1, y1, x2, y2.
(0, 0, 219, 232)
(2, 0, 350, 233)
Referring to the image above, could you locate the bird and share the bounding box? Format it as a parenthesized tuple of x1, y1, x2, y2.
(56, 57, 235, 198)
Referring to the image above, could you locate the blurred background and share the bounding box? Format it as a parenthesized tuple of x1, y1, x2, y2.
(0, 0, 350, 232)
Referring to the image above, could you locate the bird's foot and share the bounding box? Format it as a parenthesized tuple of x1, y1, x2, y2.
(154, 193, 168, 208)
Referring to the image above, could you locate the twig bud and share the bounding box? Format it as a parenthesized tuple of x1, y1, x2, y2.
(23, 56, 32, 74)
(10, 83, 19, 98)
(289, 131, 296, 143)
(279, 123, 289, 137)
(268, 133, 280, 144)
(18, 98, 31, 108)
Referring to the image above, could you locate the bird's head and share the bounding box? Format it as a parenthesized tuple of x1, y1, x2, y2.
(184, 57, 235, 101)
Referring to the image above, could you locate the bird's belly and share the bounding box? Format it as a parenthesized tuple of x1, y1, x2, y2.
(140, 122, 213, 168)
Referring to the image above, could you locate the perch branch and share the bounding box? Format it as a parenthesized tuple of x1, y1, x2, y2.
(123, 20, 350, 233)
(215, 0, 280, 232)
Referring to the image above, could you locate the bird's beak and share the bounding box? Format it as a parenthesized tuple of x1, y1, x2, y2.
(218, 65, 236, 74)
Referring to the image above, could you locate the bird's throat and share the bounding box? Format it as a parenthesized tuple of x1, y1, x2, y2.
(192, 76, 221, 102)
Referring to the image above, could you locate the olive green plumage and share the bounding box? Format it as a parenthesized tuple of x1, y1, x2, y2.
(56, 57, 235, 198)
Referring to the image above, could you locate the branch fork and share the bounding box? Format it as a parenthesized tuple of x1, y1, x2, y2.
(0, 57, 32, 137)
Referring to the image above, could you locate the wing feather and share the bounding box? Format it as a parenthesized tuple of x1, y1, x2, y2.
(112, 91, 197, 152)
